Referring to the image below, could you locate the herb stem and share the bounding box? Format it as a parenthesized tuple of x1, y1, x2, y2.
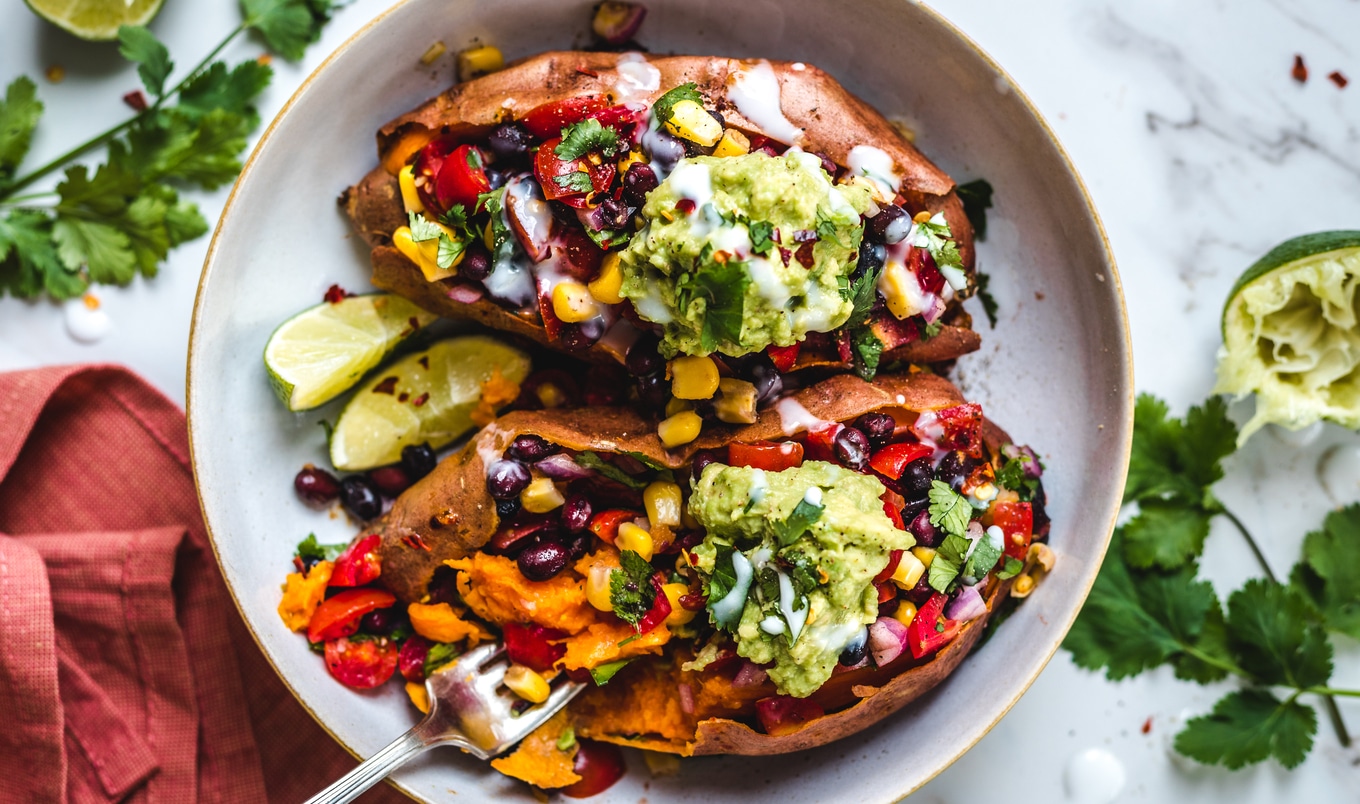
(0, 191, 58, 205)
(1220, 507, 1277, 583)
(0, 23, 247, 200)
(1309, 687, 1360, 699)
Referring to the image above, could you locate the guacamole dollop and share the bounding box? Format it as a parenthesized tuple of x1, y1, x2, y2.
(619, 151, 872, 358)
(688, 461, 914, 698)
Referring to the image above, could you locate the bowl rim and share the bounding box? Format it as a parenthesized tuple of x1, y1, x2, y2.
(185, 1, 1134, 800)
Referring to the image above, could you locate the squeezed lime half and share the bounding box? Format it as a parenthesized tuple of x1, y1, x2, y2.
(25, 0, 165, 40)
(1215, 231, 1360, 443)
(329, 336, 531, 471)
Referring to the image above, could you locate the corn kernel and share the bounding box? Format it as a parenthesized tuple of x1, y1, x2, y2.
(911, 546, 937, 568)
(671, 355, 720, 400)
(406, 681, 430, 713)
(521, 476, 565, 513)
(890, 551, 927, 590)
(663, 100, 723, 147)
(392, 224, 461, 282)
(398, 165, 425, 213)
(420, 41, 447, 66)
(913, 210, 933, 224)
(483, 220, 496, 251)
(642, 749, 683, 776)
(1012, 574, 1035, 597)
(892, 601, 918, 628)
(657, 410, 702, 448)
(665, 396, 692, 417)
(616, 522, 654, 561)
(879, 260, 923, 320)
(617, 150, 647, 175)
(971, 482, 998, 502)
(551, 280, 599, 323)
(644, 481, 684, 529)
(457, 45, 505, 82)
(586, 566, 614, 611)
(713, 377, 758, 424)
(504, 664, 551, 703)
(660, 582, 696, 626)
(588, 252, 625, 305)
(711, 128, 750, 158)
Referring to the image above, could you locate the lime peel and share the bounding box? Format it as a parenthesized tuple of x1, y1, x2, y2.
(1215, 231, 1360, 444)
(24, 0, 165, 41)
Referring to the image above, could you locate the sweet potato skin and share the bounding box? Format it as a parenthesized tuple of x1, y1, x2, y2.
(342, 51, 980, 368)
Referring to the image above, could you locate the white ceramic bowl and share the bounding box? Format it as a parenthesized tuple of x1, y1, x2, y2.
(187, 0, 1131, 800)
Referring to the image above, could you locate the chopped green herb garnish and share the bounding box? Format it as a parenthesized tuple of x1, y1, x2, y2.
(577, 451, 648, 489)
(553, 171, 594, 194)
(609, 549, 657, 627)
(555, 118, 621, 161)
(653, 82, 704, 125)
(773, 497, 825, 546)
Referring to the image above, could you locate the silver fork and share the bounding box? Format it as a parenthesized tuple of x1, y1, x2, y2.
(305, 642, 584, 804)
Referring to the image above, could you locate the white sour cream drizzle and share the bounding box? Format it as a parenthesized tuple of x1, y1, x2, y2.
(777, 571, 808, 641)
(728, 60, 804, 145)
(776, 397, 833, 435)
(711, 551, 754, 624)
(613, 52, 660, 102)
(847, 145, 902, 198)
(802, 618, 865, 657)
(666, 161, 714, 208)
(748, 468, 769, 504)
(760, 616, 786, 635)
(803, 486, 823, 506)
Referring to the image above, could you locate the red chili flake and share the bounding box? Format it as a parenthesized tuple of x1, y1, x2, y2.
(1329, 70, 1349, 88)
(372, 376, 398, 395)
(122, 90, 148, 111)
(577, 66, 600, 78)
(398, 392, 410, 403)
(323, 284, 351, 304)
(1292, 54, 1308, 83)
(778, 247, 792, 266)
(402, 533, 431, 551)
(794, 241, 816, 268)
(675, 198, 696, 215)
(418, 356, 430, 370)
(412, 392, 430, 407)
(678, 592, 706, 611)
(257, 53, 273, 66)
(1141, 717, 1153, 735)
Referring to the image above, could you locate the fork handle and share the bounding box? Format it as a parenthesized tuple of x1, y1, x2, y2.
(304, 719, 446, 804)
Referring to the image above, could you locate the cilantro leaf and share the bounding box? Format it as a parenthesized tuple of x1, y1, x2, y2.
(241, 0, 335, 61)
(1122, 499, 1213, 570)
(114, 108, 251, 189)
(912, 215, 963, 273)
(922, 320, 943, 339)
(576, 451, 648, 490)
(1174, 689, 1316, 770)
(0, 77, 42, 181)
(707, 546, 738, 605)
(782, 551, 821, 597)
(773, 497, 824, 546)
(407, 211, 443, 242)
(609, 549, 657, 627)
(1125, 393, 1235, 509)
(653, 82, 703, 125)
(118, 26, 174, 98)
(555, 726, 577, 751)
(994, 451, 1040, 501)
(962, 529, 1003, 579)
(927, 480, 971, 539)
(589, 659, 631, 685)
(928, 532, 971, 593)
(748, 220, 775, 255)
(553, 171, 594, 194)
(1225, 579, 1332, 689)
(955, 178, 993, 241)
(814, 208, 846, 249)
(51, 217, 136, 284)
(295, 532, 346, 562)
(177, 59, 272, 124)
(436, 234, 464, 269)
(850, 326, 884, 381)
(1290, 502, 1360, 640)
(555, 119, 621, 161)
(1172, 600, 1233, 683)
(844, 265, 881, 329)
(673, 258, 749, 353)
(424, 642, 460, 675)
(996, 556, 1024, 580)
(974, 271, 999, 328)
(0, 209, 84, 298)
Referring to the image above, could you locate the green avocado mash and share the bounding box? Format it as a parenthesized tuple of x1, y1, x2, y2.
(619, 152, 872, 358)
(688, 461, 914, 698)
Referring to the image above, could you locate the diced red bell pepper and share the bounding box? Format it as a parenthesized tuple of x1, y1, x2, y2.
(803, 422, 843, 463)
(909, 244, 946, 296)
(588, 104, 646, 134)
(503, 622, 568, 672)
(754, 695, 825, 736)
(329, 534, 382, 587)
(728, 440, 804, 472)
(521, 96, 611, 140)
(873, 549, 904, 584)
(588, 509, 640, 544)
(906, 592, 960, 659)
(882, 499, 906, 531)
(868, 310, 921, 351)
(876, 581, 897, 604)
(911, 403, 984, 457)
(766, 343, 800, 373)
(869, 442, 934, 480)
(534, 136, 615, 207)
(635, 574, 673, 634)
(397, 635, 433, 682)
(537, 280, 564, 342)
(324, 635, 399, 690)
(411, 138, 454, 214)
(835, 329, 853, 363)
(307, 588, 397, 643)
(991, 501, 1034, 561)
(561, 738, 626, 798)
(435, 144, 491, 212)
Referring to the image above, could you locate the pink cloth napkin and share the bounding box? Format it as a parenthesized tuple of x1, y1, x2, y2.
(0, 365, 407, 803)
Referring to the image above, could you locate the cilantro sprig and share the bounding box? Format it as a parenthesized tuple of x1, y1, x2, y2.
(555, 119, 621, 161)
(652, 82, 704, 126)
(609, 549, 658, 627)
(0, 1, 335, 301)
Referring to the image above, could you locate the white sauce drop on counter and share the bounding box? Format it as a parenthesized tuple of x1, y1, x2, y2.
(1062, 748, 1126, 804)
(711, 551, 754, 624)
(65, 296, 111, 343)
(613, 52, 660, 102)
(847, 145, 901, 198)
(728, 60, 804, 145)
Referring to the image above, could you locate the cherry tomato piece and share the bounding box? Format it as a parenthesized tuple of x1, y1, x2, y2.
(728, 440, 804, 472)
(435, 144, 491, 212)
(635, 574, 672, 634)
(906, 593, 960, 659)
(588, 104, 645, 134)
(869, 442, 934, 481)
(412, 138, 453, 215)
(803, 423, 843, 463)
(991, 501, 1034, 561)
(329, 533, 383, 587)
(588, 509, 640, 545)
(754, 695, 825, 736)
(766, 343, 801, 373)
(503, 622, 568, 672)
(397, 635, 433, 682)
(307, 588, 397, 643)
(324, 635, 399, 689)
(561, 738, 626, 798)
(522, 96, 610, 140)
(534, 137, 615, 207)
(911, 403, 983, 457)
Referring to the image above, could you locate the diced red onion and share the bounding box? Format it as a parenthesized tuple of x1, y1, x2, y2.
(593, 2, 648, 45)
(1001, 444, 1044, 478)
(677, 681, 695, 715)
(868, 616, 909, 666)
(944, 585, 986, 622)
(533, 453, 593, 480)
(921, 293, 947, 324)
(732, 661, 769, 688)
(446, 283, 484, 304)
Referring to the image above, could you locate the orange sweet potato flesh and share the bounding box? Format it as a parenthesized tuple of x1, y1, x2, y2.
(489, 709, 580, 788)
(342, 51, 980, 369)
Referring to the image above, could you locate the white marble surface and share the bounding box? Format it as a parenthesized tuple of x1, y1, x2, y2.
(1, 0, 1357, 802)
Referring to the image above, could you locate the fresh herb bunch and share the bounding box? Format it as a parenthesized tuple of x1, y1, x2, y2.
(0, 0, 335, 300)
(1064, 393, 1360, 769)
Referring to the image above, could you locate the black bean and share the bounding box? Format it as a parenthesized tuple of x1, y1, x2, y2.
(596, 198, 631, 230)
(908, 508, 941, 547)
(935, 451, 979, 491)
(902, 574, 934, 605)
(556, 323, 598, 352)
(340, 475, 382, 520)
(625, 336, 663, 377)
(855, 243, 886, 278)
(459, 244, 491, 281)
(839, 637, 868, 667)
(635, 371, 669, 409)
(747, 359, 784, 405)
(486, 459, 531, 499)
(864, 204, 909, 245)
(691, 449, 722, 480)
(294, 466, 340, 506)
(517, 541, 570, 581)
(360, 608, 404, 635)
(496, 497, 521, 518)
(506, 434, 557, 463)
(834, 427, 871, 472)
(855, 413, 896, 448)
(487, 123, 534, 159)
(561, 493, 592, 533)
(401, 443, 438, 481)
(622, 162, 660, 206)
(898, 457, 935, 500)
(368, 465, 413, 497)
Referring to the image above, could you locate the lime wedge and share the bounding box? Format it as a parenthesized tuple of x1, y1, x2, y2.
(329, 336, 531, 471)
(264, 294, 438, 412)
(1215, 231, 1360, 443)
(25, 0, 165, 41)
